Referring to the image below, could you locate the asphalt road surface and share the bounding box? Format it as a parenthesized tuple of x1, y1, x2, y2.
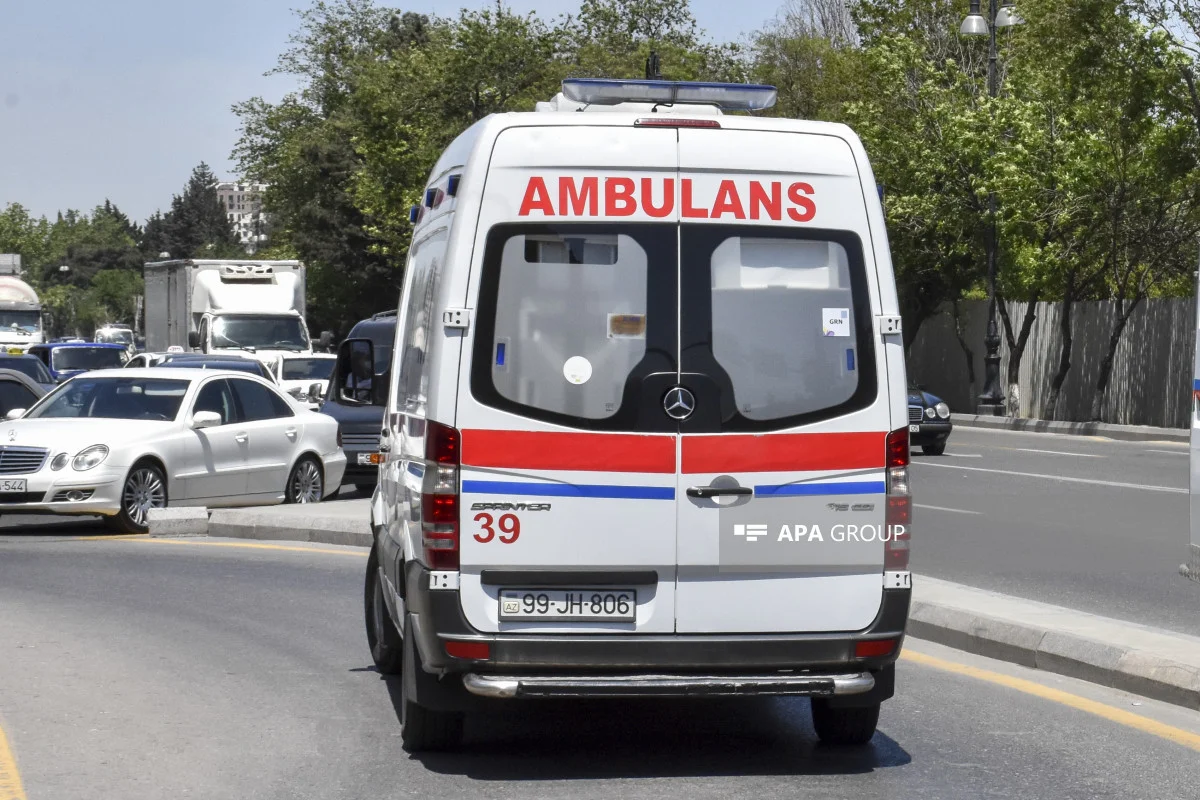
(910, 426, 1198, 635)
(1, 532, 1198, 799)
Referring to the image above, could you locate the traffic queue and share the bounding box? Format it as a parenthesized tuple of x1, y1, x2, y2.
(0, 334, 354, 534)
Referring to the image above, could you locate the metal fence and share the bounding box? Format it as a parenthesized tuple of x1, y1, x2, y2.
(905, 298, 1196, 429)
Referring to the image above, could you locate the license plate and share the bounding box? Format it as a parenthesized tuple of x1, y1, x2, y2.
(499, 589, 637, 622)
(0, 479, 27, 492)
(357, 452, 380, 465)
(909, 424, 920, 433)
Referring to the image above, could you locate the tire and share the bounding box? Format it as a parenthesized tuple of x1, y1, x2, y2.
(921, 443, 946, 456)
(400, 614, 464, 752)
(364, 545, 404, 675)
(285, 456, 324, 504)
(107, 461, 168, 534)
(810, 700, 880, 746)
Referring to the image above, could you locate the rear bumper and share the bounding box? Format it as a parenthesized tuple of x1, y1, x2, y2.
(462, 670, 875, 699)
(404, 562, 909, 681)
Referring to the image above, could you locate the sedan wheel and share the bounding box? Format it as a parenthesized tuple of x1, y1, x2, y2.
(287, 457, 324, 504)
(109, 463, 167, 534)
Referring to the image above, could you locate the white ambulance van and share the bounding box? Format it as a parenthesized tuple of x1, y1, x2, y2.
(348, 79, 912, 751)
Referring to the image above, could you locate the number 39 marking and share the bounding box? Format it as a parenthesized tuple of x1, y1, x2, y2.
(473, 513, 520, 544)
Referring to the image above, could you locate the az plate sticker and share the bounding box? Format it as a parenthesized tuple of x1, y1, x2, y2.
(823, 308, 850, 337)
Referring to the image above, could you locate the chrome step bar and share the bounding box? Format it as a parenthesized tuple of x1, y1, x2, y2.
(462, 671, 874, 699)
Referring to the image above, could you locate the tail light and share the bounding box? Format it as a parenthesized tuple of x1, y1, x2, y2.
(884, 428, 910, 570)
(421, 421, 460, 570)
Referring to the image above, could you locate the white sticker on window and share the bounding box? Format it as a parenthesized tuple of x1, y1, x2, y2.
(822, 308, 851, 337)
(563, 356, 593, 385)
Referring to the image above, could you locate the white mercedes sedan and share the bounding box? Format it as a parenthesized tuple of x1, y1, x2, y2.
(0, 368, 346, 532)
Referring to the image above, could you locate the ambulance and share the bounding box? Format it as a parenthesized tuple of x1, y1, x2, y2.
(352, 79, 913, 751)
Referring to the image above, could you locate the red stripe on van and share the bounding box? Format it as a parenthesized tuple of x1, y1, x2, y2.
(461, 430, 677, 473)
(681, 432, 885, 474)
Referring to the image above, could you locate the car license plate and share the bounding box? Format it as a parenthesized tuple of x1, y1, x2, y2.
(498, 589, 636, 622)
(357, 452, 379, 465)
(909, 424, 920, 433)
(0, 479, 27, 492)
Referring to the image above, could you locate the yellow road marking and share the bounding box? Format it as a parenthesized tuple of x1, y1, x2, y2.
(108, 536, 368, 557)
(0, 720, 28, 800)
(902, 650, 1200, 753)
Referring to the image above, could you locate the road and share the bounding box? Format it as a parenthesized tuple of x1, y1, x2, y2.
(910, 426, 1198, 634)
(1, 532, 1198, 799)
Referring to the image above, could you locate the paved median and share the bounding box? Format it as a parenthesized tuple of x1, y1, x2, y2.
(149, 498, 1200, 712)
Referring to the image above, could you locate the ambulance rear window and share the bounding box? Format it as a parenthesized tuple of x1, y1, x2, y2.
(494, 232, 645, 420)
(471, 223, 678, 431)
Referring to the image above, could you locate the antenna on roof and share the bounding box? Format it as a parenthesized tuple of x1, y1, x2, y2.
(645, 51, 662, 81)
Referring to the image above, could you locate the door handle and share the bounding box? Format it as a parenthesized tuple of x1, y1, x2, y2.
(686, 486, 753, 499)
(285, 427, 297, 439)
(235, 432, 249, 443)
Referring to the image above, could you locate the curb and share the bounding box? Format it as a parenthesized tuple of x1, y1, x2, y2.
(206, 507, 372, 548)
(953, 414, 1188, 443)
(910, 576, 1200, 711)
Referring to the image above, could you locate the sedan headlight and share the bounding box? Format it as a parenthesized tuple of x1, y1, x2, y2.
(936, 402, 950, 419)
(72, 444, 110, 471)
(924, 406, 936, 419)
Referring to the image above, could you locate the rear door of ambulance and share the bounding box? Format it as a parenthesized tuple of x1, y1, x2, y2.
(455, 123, 681, 634)
(673, 128, 898, 633)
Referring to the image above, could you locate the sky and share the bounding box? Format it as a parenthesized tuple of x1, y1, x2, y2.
(0, 0, 791, 227)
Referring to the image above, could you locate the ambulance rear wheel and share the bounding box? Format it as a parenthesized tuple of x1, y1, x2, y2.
(400, 615, 464, 752)
(810, 699, 880, 746)
(364, 546, 403, 675)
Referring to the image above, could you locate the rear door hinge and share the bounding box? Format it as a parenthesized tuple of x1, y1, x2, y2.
(877, 315, 902, 336)
(442, 308, 470, 330)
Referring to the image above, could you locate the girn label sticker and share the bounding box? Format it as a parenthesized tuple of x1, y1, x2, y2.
(823, 308, 850, 337)
(563, 356, 593, 385)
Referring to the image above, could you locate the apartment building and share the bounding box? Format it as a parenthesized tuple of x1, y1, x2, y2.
(214, 181, 269, 251)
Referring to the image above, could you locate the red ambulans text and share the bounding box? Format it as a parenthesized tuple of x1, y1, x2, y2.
(517, 176, 817, 222)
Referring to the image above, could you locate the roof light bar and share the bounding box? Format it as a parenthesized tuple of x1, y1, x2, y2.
(562, 79, 777, 111)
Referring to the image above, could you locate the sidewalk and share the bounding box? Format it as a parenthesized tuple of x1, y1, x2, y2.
(152, 499, 1200, 711)
(953, 414, 1188, 443)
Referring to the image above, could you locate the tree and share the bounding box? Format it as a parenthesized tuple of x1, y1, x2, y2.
(997, 0, 1200, 420)
(152, 163, 243, 260)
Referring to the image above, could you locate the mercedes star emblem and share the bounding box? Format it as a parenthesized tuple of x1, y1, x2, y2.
(663, 386, 696, 420)
(6, 429, 14, 442)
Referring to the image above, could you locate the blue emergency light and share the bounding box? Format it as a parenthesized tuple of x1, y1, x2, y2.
(562, 79, 777, 111)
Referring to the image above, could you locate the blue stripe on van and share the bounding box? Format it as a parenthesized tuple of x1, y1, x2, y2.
(754, 480, 886, 497)
(462, 480, 675, 500)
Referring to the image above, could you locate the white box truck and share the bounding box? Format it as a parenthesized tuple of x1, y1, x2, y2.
(144, 259, 328, 366)
(0, 254, 44, 353)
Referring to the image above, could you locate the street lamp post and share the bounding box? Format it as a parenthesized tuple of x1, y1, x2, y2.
(961, 1, 1022, 415)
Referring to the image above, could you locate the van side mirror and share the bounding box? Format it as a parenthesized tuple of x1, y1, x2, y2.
(318, 330, 334, 350)
(308, 382, 325, 401)
(188, 331, 200, 349)
(333, 338, 381, 406)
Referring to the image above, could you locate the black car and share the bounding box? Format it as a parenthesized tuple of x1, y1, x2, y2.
(319, 310, 396, 491)
(0, 355, 56, 391)
(907, 384, 952, 455)
(0, 368, 47, 418)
